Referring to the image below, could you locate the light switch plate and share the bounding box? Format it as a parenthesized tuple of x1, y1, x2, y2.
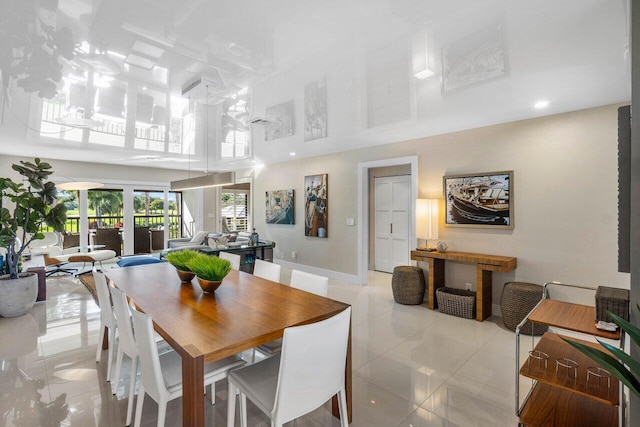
(346, 218, 355, 226)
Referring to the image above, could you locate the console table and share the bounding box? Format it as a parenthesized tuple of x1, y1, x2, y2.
(410, 250, 517, 321)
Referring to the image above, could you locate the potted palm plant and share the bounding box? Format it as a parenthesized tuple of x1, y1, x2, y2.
(0, 158, 67, 317)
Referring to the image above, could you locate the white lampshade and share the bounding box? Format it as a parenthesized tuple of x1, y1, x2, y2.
(416, 199, 439, 240)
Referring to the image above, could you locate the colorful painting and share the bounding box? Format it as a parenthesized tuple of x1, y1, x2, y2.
(304, 78, 327, 141)
(265, 189, 295, 225)
(304, 174, 328, 237)
(265, 100, 295, 141)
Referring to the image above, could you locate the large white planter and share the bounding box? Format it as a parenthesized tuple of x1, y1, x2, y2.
(0, 273, 38, 317)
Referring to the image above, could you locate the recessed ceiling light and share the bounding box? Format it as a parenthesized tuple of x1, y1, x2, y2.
(289, 152, 296, 156)
(534, 100, 549, 109)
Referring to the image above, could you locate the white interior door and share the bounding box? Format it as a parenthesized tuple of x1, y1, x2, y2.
(374, 175, 410, 273)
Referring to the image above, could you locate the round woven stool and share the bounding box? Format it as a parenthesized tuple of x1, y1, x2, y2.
(391, 266, 426, 305)
(500, 282, 547, 336)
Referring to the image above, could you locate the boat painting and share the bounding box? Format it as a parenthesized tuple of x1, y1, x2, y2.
(266, 189, 295, 224)
(444, 171, 513, 228)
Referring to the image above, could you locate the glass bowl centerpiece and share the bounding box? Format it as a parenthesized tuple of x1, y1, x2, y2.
(188, 253, 232, 293)
(164, 250, 199, 283)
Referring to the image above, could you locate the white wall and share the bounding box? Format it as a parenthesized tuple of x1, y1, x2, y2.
(253, 104, 630, 308)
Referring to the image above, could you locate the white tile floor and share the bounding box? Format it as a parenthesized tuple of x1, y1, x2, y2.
(0, 267, 522, 426)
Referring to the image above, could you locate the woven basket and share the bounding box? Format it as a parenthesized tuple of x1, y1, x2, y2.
(436, 287, 476, 319)
(391, 266, 426, 305)
(595, 286, 629, 322)
(500, 282, 547, 336)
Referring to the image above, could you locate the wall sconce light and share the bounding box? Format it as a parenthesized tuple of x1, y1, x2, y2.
(412, 29, 435, 80)
(416, 198, 439, 249)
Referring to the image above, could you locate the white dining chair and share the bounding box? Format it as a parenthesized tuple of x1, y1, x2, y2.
(219, 251, 241, 270)
(94, 269, 117, 383)
(290, 270, 329, 296)
(110, 286, 140, 425)
(254, 270, 330, 360)
(130, 307, 245, 427)
(227, 307, 351, 427)
(252, 259, 281, 283)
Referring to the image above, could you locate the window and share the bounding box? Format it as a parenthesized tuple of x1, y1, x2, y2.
(87, 189, 124, 229)
(221, 191, 248, 232)
(133, 190, 183, 239)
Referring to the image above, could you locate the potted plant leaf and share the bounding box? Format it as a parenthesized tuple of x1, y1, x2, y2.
(188, 253, 231, 293)
(562, 307, 640, 397)
(164, 249, 199, 283)
(0, 158, 67, 317)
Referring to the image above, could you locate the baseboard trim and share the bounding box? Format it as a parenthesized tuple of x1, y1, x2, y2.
(274, 259, 363, 285)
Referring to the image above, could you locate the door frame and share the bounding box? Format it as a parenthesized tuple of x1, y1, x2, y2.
(357, 156, 418, 284)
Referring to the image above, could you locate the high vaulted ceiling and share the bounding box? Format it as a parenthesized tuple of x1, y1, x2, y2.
(0, 0, 630, 172)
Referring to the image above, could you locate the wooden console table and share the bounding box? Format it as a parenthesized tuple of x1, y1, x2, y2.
(410, 250, 517, 321)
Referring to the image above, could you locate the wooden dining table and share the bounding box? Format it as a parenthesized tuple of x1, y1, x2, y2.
(105, 262, 352, 426)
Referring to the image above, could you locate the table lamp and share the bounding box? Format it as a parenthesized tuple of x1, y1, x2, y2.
(416, 198, 438, 251)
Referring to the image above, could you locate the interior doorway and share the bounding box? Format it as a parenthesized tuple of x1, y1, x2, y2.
(373, 174, 410, 272)
(357, 156, 418, 285)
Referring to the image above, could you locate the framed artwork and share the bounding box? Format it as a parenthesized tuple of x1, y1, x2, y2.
(443, 171, 513, 229)
(265, 100, 295, 141)
(441, 20, 507, 94)
(304, 78, 327, 141)
(265, 189, 295, 225)
(304, 174, 328, 237)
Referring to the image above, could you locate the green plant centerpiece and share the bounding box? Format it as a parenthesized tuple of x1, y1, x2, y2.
(164, 249, 199, 283)
(188, 253, 232, 293)
(563, 306, 640, 398)
(0, 158, 67, 317)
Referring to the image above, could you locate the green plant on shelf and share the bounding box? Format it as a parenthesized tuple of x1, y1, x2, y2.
(562, 305, 640, 398)
(164, 249, 199, 272)
(188, 254, 231, 282)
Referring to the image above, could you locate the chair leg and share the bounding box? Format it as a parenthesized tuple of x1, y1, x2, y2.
(96, 324, 105, 363)
(227, 382, 237, 427)
(157, 400, 167, 427)
(126, 356, 138, 426)
(112, 346, 124, 395)
(338, 388, 349, 427)
(134, 385, 145, 427)
(106, 327, 116, 382)
(239, 392, 247, 427)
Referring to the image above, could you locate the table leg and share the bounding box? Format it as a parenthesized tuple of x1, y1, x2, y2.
(476, 267, 492, 321)
(102, 326, 109, 350)
(182, 352, 205, 427)
(332, 321, 352, 422)
(427, 258, 445, 310)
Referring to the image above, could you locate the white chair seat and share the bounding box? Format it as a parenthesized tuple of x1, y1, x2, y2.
(228, 354, 280, 415)
(256, 339, 282, 355)
(161, 351, 245, 393)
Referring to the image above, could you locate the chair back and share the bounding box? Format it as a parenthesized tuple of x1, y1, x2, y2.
(219, 251, 241, 270)
(94, 270, 116, 329)
(28, 232, 61, 255)
(272, 307, 351, 424)
(290, 270, 329, 296)
(130, 308, 169, 403)
(110, 287, 138, 358)
(134, 226, 151, 254)
(253, 259, 281, 283)
(94, 228, 122, 256)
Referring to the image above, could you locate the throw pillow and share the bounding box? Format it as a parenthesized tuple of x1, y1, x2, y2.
(190, 230, 208, 244)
